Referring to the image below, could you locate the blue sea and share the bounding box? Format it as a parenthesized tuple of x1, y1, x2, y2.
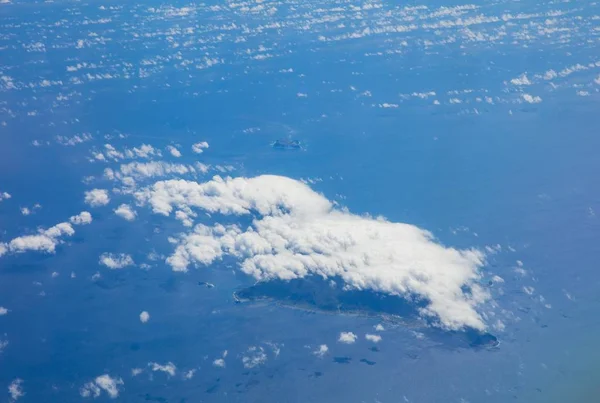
(1, 0, 600, 401)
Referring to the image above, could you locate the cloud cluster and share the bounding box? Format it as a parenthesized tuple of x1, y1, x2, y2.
(106, 161, 198, 184)
(191, 141, 209, 154)
(84, 189, 110, 207)
(136, 175, 490, 330)
(313, 344, 329, 357)
(166, 145, 182, 158)
(99, 253, 134, 269)
(338, 332, 357, 344)
(149, 362, 176, 376)
(0, 213, 90, 257)
(365, 333, 382, 343)
(92, 143, 162, 161)
(114, 204, 136, 221)
(242, 346, 267, 368)
(70, 211, 93, 225)
(8, 379, 24, 401)
(80, 375, 123, 399)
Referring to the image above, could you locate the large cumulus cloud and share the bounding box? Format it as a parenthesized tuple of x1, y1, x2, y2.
(135, 175, 490, 331)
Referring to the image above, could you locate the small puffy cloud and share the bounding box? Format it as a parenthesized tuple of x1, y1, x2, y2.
(0, 307, 8, 315)
(99, 253, 134, 269)
(365, 334, 382, 343)
(374, 324, 385, 331)
(338, 332, 357, 344)
(213, 350, 227, 367)
(81, 375, 123, 399)
(0, 192, 11, 202)
(70, 211, 92, 225)
(522, 93, 542, 104)
(313, 344, 328, 357)
(8, 379, 24, 401)
(115, 161, 196, 181)
(149, 362, 176, 377)
(510, 73, 531, 86)
(125, 144, 161, 159)
(84, 189, 110, 207)
(191, 141, 209, 154)
(138, 175, 490, 331)
(114, 204, 136, 221)
(8, 235, 56, 254)
(242, 346, 267, 368)
(167, 145, 182, 158)
(131, 368, 143, 377)
(6, 222, 74, 256)
(139, 311, 150, 323)
(183, 369, 196, 379)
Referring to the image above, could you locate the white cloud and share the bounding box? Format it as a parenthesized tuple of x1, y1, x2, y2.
(313, 344, 328, 357)
(213, 358, 225, 368)
(99, 253, 134, 269)
(55, 133, 93, 146)
(81, 375, 123, 399)
(70, 211, 92, 225)
(114, 204, 136, 221)
(8, 379, 24, 400)
(5, 222, 75, 256)
(522, 93, 542, 104)
(183, 369, 196, 379)
(116, 161, 196, 181)
(139, 311, 150, 323)
(242, 346, 267, 368)
(0, 192, 11, 202)
(125, 144, 161, 159)
(0, 307, 8, 315)
(365, 333, 382, 343)
(149, 362, 176, 376)
(137, 175, 489, 330)
(374, 324, 385, 331)
(338, 332, 357, 344)
(131, 368, 143, 377)
(510, 73, 532, 86)
(84, 189, 110, 207)
(167, 145, 182, 157)
(191, 141, 209, 154)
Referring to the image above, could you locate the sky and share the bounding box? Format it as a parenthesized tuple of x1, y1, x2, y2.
(1, 0, 600, 401)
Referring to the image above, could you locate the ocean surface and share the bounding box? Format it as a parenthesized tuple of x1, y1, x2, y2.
(1, 0, 600, 401)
